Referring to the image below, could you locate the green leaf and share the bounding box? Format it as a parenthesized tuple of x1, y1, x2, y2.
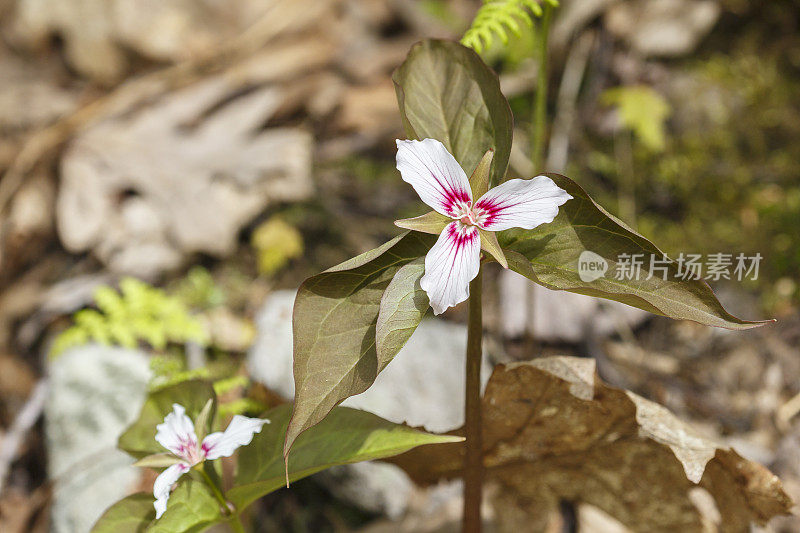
(478, 228, 508, 268)
(376, 257, 429, 371)
(147, 481, 224, 533)
(119, 380, 216, 458)
(501, 174, 770, 329)
(393, 39, 513, 187)
(92, 493, 154, 533)
(193, 398, 214, 444)
(601, 85, 671, 152)
(469, 149, 494, 199)
(133, 453, 184, 469)
(284, 232, 435, 459)
(93, 482, 225, 533)
(395, 211, 450, 235)
(230, 405, 462, 511)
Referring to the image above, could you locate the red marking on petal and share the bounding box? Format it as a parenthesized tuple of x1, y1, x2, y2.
(474, 197, 504, 228)
(440, 185, 472, 217)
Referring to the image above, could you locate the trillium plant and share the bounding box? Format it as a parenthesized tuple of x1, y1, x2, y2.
(285, 38, 767, 533)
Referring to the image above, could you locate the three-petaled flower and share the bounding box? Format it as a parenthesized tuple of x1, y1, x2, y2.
(395, 138, 572, 314)
(142, 403, 269, 519)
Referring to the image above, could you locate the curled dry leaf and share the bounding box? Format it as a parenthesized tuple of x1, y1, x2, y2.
(391, 356, 792, 532)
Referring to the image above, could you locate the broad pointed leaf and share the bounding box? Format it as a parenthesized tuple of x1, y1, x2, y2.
(284, 232, 435, 458)
(118, 380, 217, 458)
(376, 257, 429, 369)
(147, 481, 224, 533)
(230, 404, 462, 511)
(393, 39, 513, 187)
(91, 481, 224, 533)
(92, 493, 154, 533)
(500, 174, 770, 329)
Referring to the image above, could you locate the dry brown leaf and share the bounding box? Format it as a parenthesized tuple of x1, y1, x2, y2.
(337, 81, 400, 135)
(11, 0, 277, 81)
(56, 76, 313, 277)
(0, 55, 79, 131)
(0, 490, 38, 533)
(0, 352, 36, 400)
(391, 356, 792, 532)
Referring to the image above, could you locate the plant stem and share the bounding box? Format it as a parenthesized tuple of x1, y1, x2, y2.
(531, 3, 554, 173)
(228, 515, 247, 533)
(199, 467, 246, 533)
(463, 268, 484, 533)
(615, 129, 637, 228)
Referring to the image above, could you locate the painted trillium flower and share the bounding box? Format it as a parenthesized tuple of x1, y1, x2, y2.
(395, 138, 572, 315)
(137, 403, 269, 519)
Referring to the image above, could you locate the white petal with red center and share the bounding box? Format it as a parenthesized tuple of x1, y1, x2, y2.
(153, 461, 190, 519)
(420, 221, 481, 315)
(474, 176, 572, 231)
(396, 138, 472, 217)
(155, 404, 199, 462)
(201, 415, 270, 460)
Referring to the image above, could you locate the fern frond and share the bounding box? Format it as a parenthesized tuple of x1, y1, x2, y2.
(461, 0, 558, 53)
(50, 277, 209, 358)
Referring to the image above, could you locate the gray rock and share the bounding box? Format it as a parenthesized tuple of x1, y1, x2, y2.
(248, 290, 491, 516)
(46, 345, 151, 533)
(500, 270, 648, 342)
(324, 462, 414, 520)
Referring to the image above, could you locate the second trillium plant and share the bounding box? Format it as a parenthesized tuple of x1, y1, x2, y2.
(394, 138, 571, 314)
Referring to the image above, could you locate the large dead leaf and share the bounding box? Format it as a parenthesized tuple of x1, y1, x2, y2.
(392, 357, 792, 532)
(56, 76, 313, 277)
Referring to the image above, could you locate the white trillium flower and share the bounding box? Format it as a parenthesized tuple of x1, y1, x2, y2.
(149, 403, 269, 519)
(395, 138, 572, 315)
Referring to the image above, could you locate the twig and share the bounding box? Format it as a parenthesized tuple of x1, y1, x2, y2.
(777, 391, 800, 432)
(546, 31, 595, 172)
(530, 4, 554, 173)
(0, 380, 49, 494)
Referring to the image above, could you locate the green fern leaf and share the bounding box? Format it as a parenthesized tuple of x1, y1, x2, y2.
(461, 0, 558, 53)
